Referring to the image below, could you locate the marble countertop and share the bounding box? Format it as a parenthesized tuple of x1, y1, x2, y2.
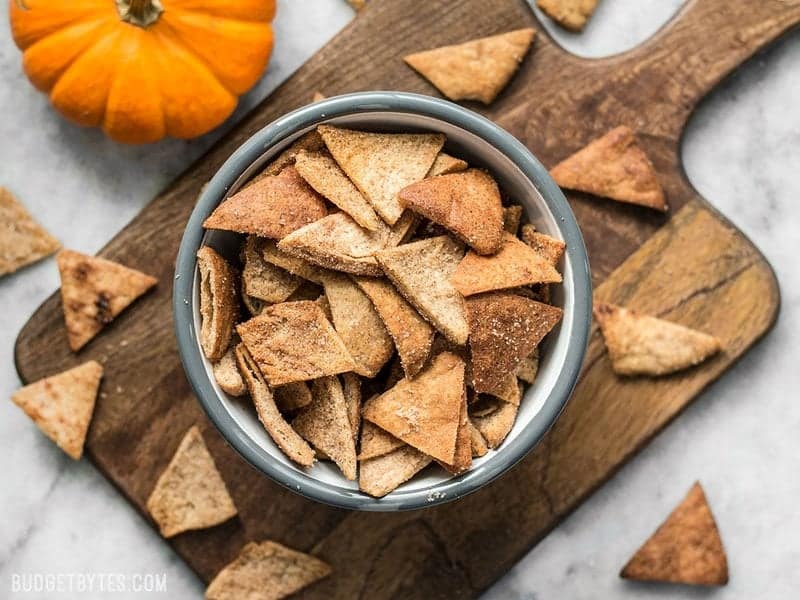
(1, 1, 798, 598)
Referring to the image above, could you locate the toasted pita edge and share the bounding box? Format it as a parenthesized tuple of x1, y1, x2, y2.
(359, 446, 432, 498)
(197, 246, 239, 361)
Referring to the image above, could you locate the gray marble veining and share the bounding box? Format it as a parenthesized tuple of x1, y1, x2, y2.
(1, 1, 798, 598)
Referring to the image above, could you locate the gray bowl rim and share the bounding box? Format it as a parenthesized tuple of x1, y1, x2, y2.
(174, 91, 592, 512)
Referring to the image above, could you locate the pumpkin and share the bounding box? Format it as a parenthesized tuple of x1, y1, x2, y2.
(9, 0, 276, 144)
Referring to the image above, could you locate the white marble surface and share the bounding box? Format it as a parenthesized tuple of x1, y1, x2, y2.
(1, 1, 798, 598)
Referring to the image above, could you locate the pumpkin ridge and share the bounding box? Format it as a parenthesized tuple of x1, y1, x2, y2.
(10, 0, 112, 50)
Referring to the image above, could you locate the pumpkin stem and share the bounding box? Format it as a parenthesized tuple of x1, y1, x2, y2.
(116, 0, 164, 28)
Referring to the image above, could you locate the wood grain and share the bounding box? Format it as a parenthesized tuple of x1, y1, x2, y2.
(13, 0, 794, 597)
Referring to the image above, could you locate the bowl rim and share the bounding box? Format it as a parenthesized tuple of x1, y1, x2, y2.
(174, 91, 592, 511)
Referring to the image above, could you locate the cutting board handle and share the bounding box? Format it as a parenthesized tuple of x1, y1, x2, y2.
(630, 0, 800, 122)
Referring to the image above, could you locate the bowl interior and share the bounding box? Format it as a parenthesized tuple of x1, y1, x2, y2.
(184, 101, 588, 511)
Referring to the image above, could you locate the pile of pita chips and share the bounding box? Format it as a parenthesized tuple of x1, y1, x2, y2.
(550, 126, 668, 212)
(0, 187, 60, 277)
(537, 0, 599, 32)
(621, 482, 728, 586)
(200, 123, 566, 496)
(404, 29, 536, 104)
(146, 425, 238, 538)
(11, 360, 103, 459)
(594, 302, 722, 376)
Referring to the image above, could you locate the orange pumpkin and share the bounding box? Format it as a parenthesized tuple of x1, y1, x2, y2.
(9, 0, 276, 144)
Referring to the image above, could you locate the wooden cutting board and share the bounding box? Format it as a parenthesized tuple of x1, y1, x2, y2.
(15, 0, 797, 597)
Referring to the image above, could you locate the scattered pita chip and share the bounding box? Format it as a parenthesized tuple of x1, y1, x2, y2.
(295, 151, 382, 231)
(404, 29, 536, 104)
(57, 249, 157, 352)
(261, 240, 324, 284)
(146, 425, 237, 538)
(550, 126, 667, 211)
(342, 372, 362, 442)
(237, 301, 356, 386)
(278, 211, 417, 276)
(503, 204, 523, 235)
(450, 232, 562, 297)
(621, 482, 728, 586)
(359, 445, 432, 498)
(427, 152, 468, 177)
(355, 277, 435, 378)
(437, 389, 472, 475)
(516, 349, 539, 384)
(472, 399, 518, 449)
(317, 125, 444, 224)
(0, 187, 60, 276)
(362, 352, 465, 463)
(520, 225, 566, 266)
(594, 303, 722, 376)
(312, 91, 326, 102)
(197, 247, 239, 362)
(293, 376, 358, 480)
(467, 292, 563, 396)
(537, 0, 598, 31)
(11, 360, 102, 460)
(213, 346, 246, 396)
(203, 166, 328, 239)
(469, 421, 489, 458)
(358, 421, 404, 461)
(398, 169, 504, 255)
(242, 237, 302, 303)
(248, 130, 326, 183)
(235, 344, 315, 467)
(206, 540, 332, 600)
(274, 382, 313, 413)
(375, 236, 468, 345)
(320, 273, 394, 377)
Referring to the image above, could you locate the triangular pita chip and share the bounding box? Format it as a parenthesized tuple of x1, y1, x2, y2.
(467, 292, 563, 395)
(520, 225, 566, 265)
(355, 277, 435, 378)
(320, 273, 394, 377)
(261, 240, 324, 283)
(197, 246, 239, 361)
(471, 399, 518, 449)
(362, 351, 465, 463)
(621, 482, 728, 586)
(242, 237, 302, 304)
(594, 303, 722, 376)
(212, 346, 246, 397)
(278, 211, 417, 276)
(274, 381, 313, 413)
(427, 152, 468, 177)
(317, 125, 444, 224)
(294, 150, 382, 231)
(11, 360, 103, 460)
(205, 540, 332, 600)
(0, 187, 60, 276)
(203, 166, 328, 238)
(293, 376, 357, 480)
(375, 236, 468, 345)
(451, 232, 562, 296)
(437, 388, 472, 475)
(235, 344, 315, 467)
(503, 204, 523, 235)
(550, 126, 667, 211)
(537, 0, 599, 32)
(237, 301, 356, 386)
(359, 445, 432, 498)
(145, 425, 237, 538)
(398, 169, 504, 255)
(358, 421, 405, 461)
(404, 29, 535, 104)
(469, 421, 489, 458)
(248, 130, 326, 183)
(342, 372, 362, 443)
(57, 249, 157, 351)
